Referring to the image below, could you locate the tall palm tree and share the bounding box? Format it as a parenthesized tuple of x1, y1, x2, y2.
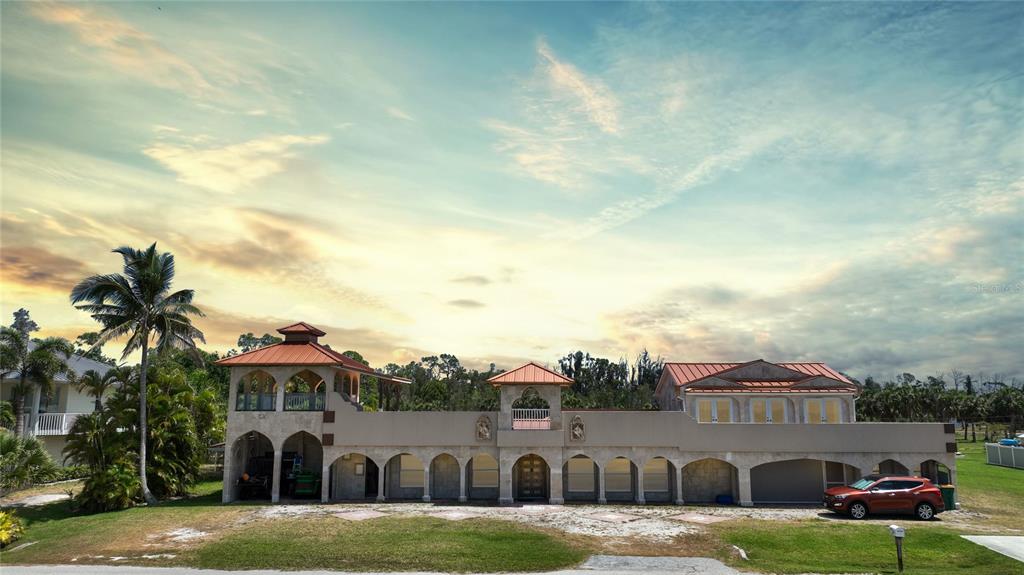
(0, 328, 75, 436)
(70, 243, 205, 505)
(76, 366, 132, 412)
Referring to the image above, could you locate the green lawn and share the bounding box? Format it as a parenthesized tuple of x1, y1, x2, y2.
(2, 480, 588, 572)
(188, 516, 588, 572)
(708, 441, 1024, 574)
(716, 521, 1023, 575)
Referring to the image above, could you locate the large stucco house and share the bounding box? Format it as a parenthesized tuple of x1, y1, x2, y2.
(218, 322, 957, 506)
(0, 345, 114, 463)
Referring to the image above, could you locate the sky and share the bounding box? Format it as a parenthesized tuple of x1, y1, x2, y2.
(1, 2, 1021, 381)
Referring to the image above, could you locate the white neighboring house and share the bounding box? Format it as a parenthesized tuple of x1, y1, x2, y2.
(0, 343, 115, 465)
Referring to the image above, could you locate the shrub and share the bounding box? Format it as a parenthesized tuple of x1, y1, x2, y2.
(51, 465, 89, 482)
(0, 431, 58, 495)
(75, 463, 140, 513)
(0, 510, 23, 548)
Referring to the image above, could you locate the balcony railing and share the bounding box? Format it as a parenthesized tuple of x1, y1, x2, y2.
(236, 393, 276, 411)
(512, 408, 551, 430)
(284, 393, 325, 411)
(34, 412, 86, 436)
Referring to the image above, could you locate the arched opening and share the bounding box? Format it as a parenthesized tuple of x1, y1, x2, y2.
(284, 370, 326, 411)
(333, 370, 361, 406)
(643, 457, 674, 503)
(229, 431, 274, 500)
(385, 453, 425, 500)
(327, 452, 380, 497)
(751, 458, 859, 504)
(603, 456, 637, 503)
(235, 370, 277, 411)
(466, 453, 499, 501)
(512, 453, 549, 502)
(430, 453, 461, 500)
(918, 459, 951, 484)
(682, 458, 738, 504)
(875, 459, 910, 476)
(563, 454, 598, 502)
(512, 387, 551, 429)
(280, 431, 323, 499)
(330, 453, 379, 500)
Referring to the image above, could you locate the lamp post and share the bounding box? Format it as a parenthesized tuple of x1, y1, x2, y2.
(889, 524, 905, 573)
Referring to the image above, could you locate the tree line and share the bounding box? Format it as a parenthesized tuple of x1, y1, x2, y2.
(2, 242, 1022, 511)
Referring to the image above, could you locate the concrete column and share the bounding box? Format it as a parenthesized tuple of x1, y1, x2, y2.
(376, 463, 386, 502)
(848, 397, 857, 422)
(597, 464, 607, 504)
(275, 378, 285, 412)
(458, 461, 467, 502)
(738, 465, 752, 507)
(499, 463, 513, 505)
(222, 444, 235, 503)
(549, 467, 564, 505)
(227, 369, 238, 413)
(674, 464, 685, 505)
(635, 465, 646, 504)
(738, 397, 750, 423)
(422, 466, 431, 502)
(271, 449, 283, 503)
(321, 462, 330, 503)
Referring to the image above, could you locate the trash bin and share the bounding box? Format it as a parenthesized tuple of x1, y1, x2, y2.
(940, 485, 956, 511)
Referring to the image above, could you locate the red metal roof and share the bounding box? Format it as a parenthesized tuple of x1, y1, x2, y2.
(277, 322, 326, 337)
(665, 361, 853, 385)
(488, 362, 572, 386)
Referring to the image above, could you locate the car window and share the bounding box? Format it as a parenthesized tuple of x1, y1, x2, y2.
(897, 481, 923, 490)
(873, 481, 899, 491)
(850, 478, 874, 490)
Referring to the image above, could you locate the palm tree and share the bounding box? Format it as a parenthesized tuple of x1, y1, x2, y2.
(0, 431, 58, 495)
(0, 328, 75, 436)
(76, 367, 132, 412)
(70, 243, 205, 505)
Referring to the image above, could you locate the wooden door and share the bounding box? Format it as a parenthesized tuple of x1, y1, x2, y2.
(516, 455, 548, 500)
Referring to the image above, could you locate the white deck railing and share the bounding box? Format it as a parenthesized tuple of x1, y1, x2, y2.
(512, 408, 551, 430)
(34, 412, 86, 436)
(284, 393, 325, 411)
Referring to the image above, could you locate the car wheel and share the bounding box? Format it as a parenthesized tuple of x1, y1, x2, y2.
(849, 502, 868, 519)
(916, 503, 935, 521)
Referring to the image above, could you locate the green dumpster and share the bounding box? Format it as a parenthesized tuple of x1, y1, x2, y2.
(940, 485, 956, 510)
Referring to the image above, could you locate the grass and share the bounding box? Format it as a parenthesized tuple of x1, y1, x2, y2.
(953, 441, 1024, 530)
(2, 479, 589, 572)
(188, 516, 589, 572)
(3, 444, 1022, 573)
(715, 520, 1023, 575)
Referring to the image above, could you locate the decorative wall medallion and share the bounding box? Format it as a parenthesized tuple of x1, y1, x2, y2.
(476, 415, 492, 441)
(570, 415, 585, 442)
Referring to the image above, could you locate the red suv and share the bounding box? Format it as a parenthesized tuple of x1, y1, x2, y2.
(824, 475, 945, 520)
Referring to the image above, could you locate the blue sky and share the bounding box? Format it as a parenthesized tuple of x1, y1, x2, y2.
(1, 2, 1021, 380)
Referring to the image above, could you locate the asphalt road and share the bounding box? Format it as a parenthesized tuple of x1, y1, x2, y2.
(2, 555, 750, 575)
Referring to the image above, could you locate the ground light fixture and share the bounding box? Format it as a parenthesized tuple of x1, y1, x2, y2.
(889, 524, 906, 573)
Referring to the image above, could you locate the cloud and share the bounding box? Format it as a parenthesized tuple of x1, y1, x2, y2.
(386, 106, 415, 122)
(448, 299, 486, 309)
(143, 133, 330, 194)
(197, 306, 430, 368)
(537, 39, 620, 134)
(451, 275, 492, 286)
(0, 244, 93, 293)
(28, 2, 212, 97)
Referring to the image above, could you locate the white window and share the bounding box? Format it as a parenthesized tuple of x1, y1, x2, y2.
(696, 398, 733, 422)
(399, 454, 424, 488)
(642, 459, 669, 492)
(750, 398, 787, 423)
(605, 458, 632, 492)
(805, 398, 842, 423)
(471, 454, 498, 488)
(567, 458, 595, 492)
